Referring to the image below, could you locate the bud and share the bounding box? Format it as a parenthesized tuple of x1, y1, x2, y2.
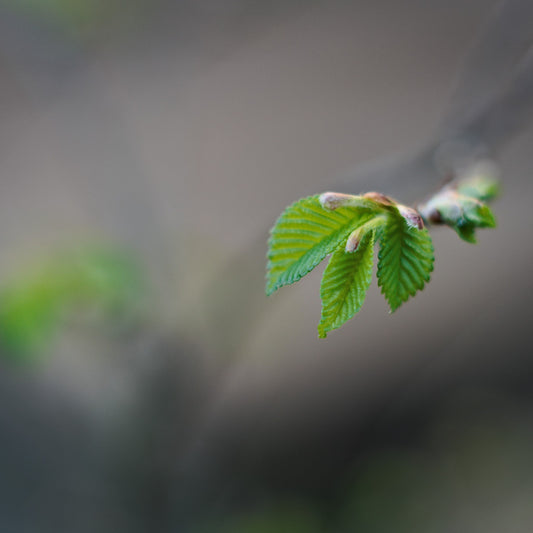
(398, 205, 424, 230)
(345, 227, 363, 252)
(344, 214, 388, 252)
(363, 192, 395, 206)
(418, 189, 460, 226)
(319, 192, 379, 211)
(319, 192, 358, 210)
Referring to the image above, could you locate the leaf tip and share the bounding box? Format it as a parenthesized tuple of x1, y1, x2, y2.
(265, 275, 278, 296)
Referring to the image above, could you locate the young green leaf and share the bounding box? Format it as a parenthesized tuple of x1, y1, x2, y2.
(266, 196, 379, 295)
(461, 199, 496, 228)
(455, 223, 478, 243)
(318, 231, 375, 338)
(377, 211, 434, 312)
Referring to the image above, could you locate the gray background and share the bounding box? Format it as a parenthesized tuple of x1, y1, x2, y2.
(0, 1, 532, 531)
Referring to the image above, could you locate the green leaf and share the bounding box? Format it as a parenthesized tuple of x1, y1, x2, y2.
(377, 211, 434, 312)
(318, 232, 375, 338)
(451, 200, 495, 243)
(266, 196, 378, 295)
(463, 200, 496, 228)
(455, 223, 477, 243)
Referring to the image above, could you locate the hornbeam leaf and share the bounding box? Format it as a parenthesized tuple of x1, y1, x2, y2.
(377, 211, 434, 312)
(318, 231, 375, 338)
(266, 196, 378, 295)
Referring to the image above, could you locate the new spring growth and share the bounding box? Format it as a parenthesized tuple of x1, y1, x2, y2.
(418, 166, 499, 243)
(267, 170, 498, 336)
(266, 191, 435, 335)
(345, 215, 388, 252)
(319, 191, 425, 236)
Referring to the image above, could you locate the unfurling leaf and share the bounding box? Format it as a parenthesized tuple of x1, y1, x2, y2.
(457, 173, 500, 202)
(377, 209, 434, 312)
(418, 178, 497, 243)
(266, 195, 380, 295)
(318, 231, 375, 338)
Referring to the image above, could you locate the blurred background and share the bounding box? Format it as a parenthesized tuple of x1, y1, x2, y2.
(1, 0, 533, 531)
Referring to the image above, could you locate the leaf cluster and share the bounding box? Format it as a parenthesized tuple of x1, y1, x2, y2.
(266, 193, 434, 337)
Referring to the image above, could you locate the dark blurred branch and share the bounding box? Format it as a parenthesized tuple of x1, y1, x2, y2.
(440, 0, 533, 138)
(464, 45, 533, 152)
(336, 0, 533, 199)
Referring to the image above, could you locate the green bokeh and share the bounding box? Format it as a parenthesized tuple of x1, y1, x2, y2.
(0, 246, 144, 360)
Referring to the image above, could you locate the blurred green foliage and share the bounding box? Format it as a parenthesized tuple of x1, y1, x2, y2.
(0, 247, 144, 359)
